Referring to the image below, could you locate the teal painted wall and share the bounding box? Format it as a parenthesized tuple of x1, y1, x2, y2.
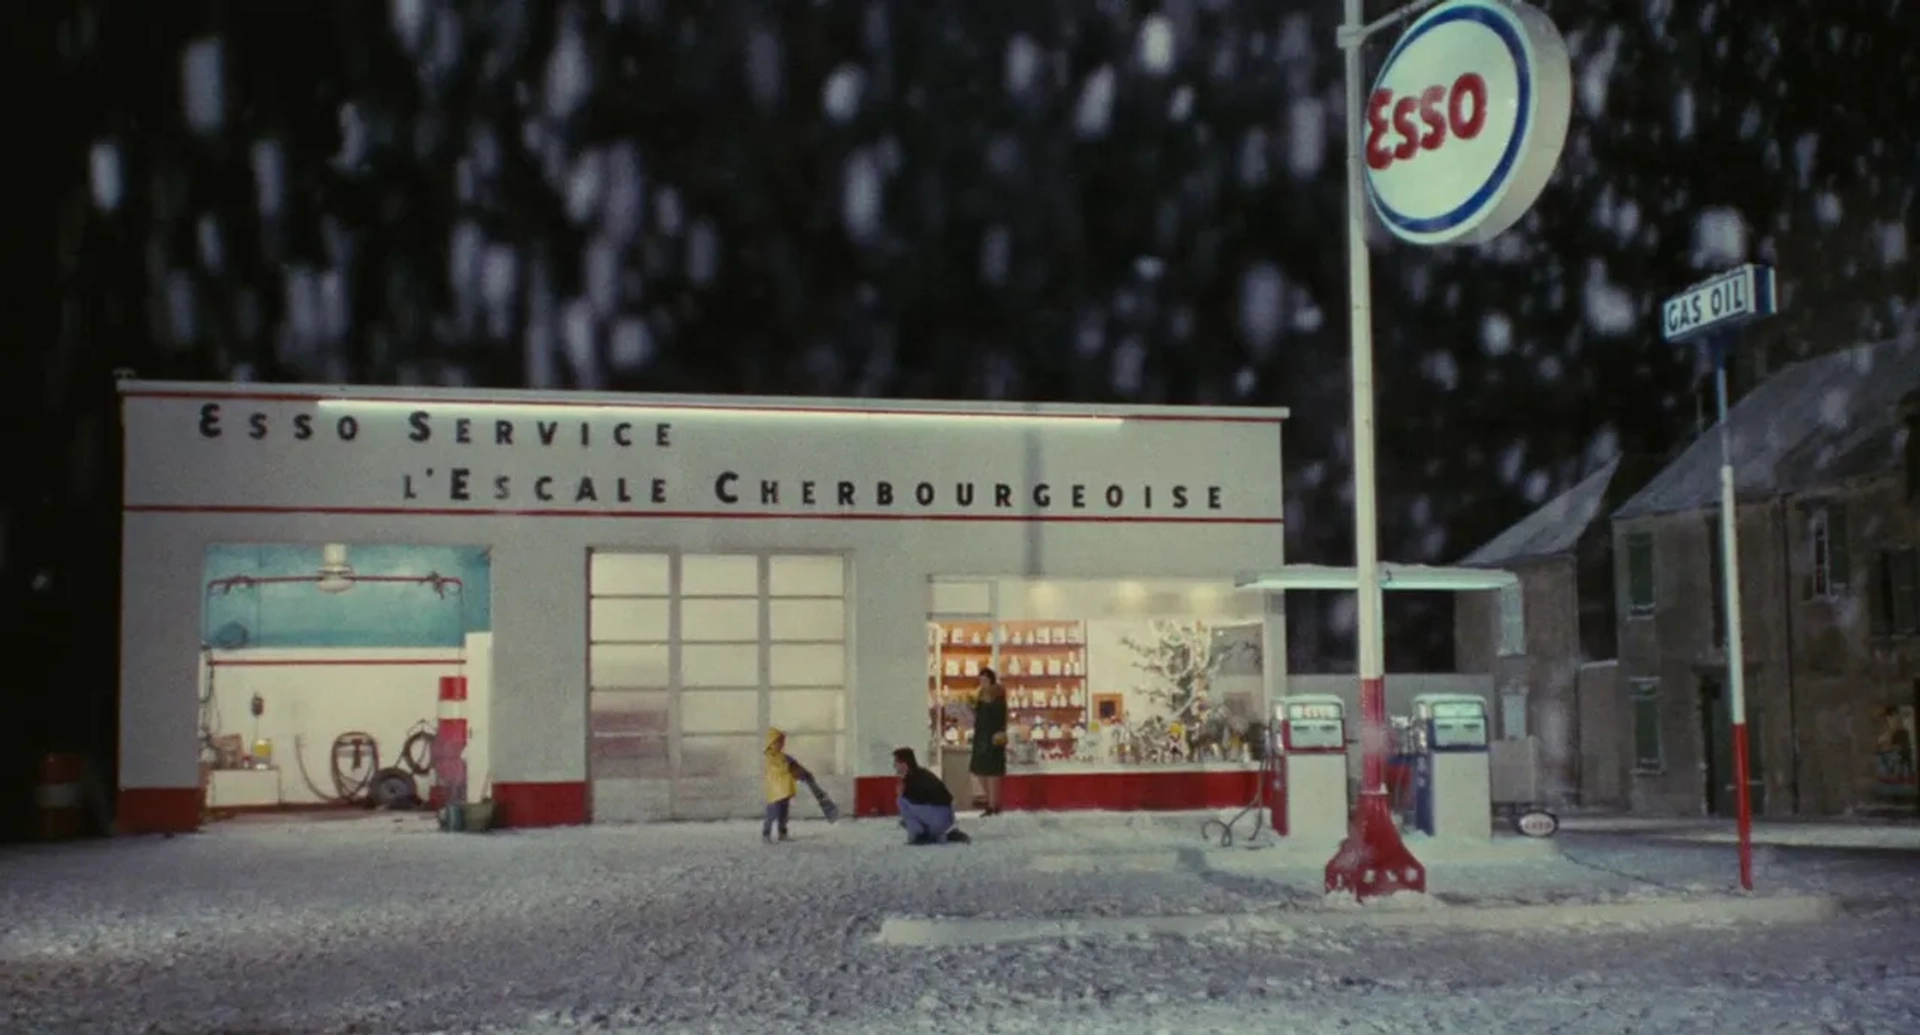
(202, 544, 492, 649)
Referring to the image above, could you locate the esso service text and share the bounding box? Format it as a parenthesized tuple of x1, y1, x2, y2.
(1365, 72, 1489, 172)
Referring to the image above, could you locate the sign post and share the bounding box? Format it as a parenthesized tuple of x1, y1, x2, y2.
(1326, 0, 1572, 901)
(1661, 262, 1779, 892)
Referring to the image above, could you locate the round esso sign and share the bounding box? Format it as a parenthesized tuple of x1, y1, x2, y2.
(1364, 0, 1573, 247)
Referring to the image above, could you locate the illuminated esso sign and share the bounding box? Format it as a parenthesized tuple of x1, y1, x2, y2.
(1363, 0, 1573, 247)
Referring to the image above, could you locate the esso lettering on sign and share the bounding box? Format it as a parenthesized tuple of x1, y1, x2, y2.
(1365, 72, 1490, 171)
(1361, 0, 1572, 248)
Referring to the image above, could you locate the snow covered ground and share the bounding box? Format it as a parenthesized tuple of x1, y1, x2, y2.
(3, 810, 1918, 1034)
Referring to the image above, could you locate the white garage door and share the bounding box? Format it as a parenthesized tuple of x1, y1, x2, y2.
(587, 551, 848, 822)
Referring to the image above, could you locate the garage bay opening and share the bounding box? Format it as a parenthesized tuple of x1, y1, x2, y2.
(197, 543, 494, 817)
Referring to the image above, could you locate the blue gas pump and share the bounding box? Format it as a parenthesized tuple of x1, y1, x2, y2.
(1410, 693, 1492, 839)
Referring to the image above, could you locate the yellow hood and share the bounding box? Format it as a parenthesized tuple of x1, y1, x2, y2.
(763, 727, 797, 803)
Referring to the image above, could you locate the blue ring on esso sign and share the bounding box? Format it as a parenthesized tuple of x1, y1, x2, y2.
(1363, 0, 1573, 248)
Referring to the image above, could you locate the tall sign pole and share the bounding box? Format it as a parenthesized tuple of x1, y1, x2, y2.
(1326, 0, 1571, 901)
(1661, 262, 1780, 892)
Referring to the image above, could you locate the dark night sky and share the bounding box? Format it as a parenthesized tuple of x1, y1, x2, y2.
(10, 0, 1916, 825)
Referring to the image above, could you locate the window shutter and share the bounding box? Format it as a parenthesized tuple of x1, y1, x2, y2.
(1889, 549, 1904, 641)
(1828, 503, 1850, 590)
(1627, 533, 1655, 611)
(1894, 549, 1919, 635)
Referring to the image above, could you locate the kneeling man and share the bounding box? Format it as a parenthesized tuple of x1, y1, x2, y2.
(893, 747, 971, 845)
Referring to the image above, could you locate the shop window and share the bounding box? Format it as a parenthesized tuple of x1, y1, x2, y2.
(770, 643, 845, 687)
(770, 599, 844, 641)
(682, 644, 761, 687)
(589, 643, 670, 688)
(769, 554, 844, 597)
(1870, 548, 1919, 638)
(679, 690, 760, 734)
(1495, 583, 1524, 656)
(589, 598, 670, 642)
(590, 552, 670, 596)
(680, 597, 760, 641)
(1630, 677, 1663, 772)
(1625, 532, 1655, 616)
(681, 553, 759, 596)
(1905, 411, 1919, 502)
(929, 578, 1265, 770)
(1802, 503, 1850, 600)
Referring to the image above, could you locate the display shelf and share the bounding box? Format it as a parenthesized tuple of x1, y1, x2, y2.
(928, 618, 1090, 761)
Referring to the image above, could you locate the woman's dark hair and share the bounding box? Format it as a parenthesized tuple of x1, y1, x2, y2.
(892, 747, 918, 767)
(979, 666, 998, 683)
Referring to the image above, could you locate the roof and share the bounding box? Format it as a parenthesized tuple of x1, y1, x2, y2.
(1458, 458, 1621, 567)
(1613, 334, 1920, 520)
(115, 380, 1289, 423)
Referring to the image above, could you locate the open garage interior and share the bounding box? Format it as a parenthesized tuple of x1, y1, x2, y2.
(197, 543, 493, 815)
(589, 551, 849, 822)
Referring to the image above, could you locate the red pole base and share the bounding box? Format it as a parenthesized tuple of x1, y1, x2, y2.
(1325, 789, 1426, 900)
(1732, 721, 1754, 891)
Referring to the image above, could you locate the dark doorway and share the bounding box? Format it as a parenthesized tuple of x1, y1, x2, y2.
(1699, 675, 1765, 817)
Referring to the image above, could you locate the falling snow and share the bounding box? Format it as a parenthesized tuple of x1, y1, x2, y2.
(181, 37, 225, 135)
(822, 64, 866, 123)
(1004, 35, 1042, 97)
(1073, 65, 1117, 139)
(1482, 314, 1515, 357)
(46, 5, 1920, 683)
(88, 142, 122, 213)
(1692, 208, 1749, 266)
(842, 149, 885, 243)
(1582, 260, 1637, 336)
(1136, 15, 1175, 75)
(1238, 264, 1286, 356)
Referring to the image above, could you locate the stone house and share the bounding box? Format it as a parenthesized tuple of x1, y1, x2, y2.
(1452, 455, 1663, 807)
(1609, 336, 1920, 817)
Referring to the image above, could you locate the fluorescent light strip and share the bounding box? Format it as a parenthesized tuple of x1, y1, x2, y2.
(313, 398, 1124, 427)
(1235, 565, 1519, 593)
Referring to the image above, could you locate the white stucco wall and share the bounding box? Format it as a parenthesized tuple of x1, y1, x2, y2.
(118, 384, 1287, 798)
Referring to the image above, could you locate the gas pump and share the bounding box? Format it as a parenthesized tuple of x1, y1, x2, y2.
(1410, 693, 1492, 839)
(1270, 694, 1350, 846)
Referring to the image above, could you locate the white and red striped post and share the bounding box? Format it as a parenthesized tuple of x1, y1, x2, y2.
(1713, 352, 1755, 891)
(430, 675, 470, 810)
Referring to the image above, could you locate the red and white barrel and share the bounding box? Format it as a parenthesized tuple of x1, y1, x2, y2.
(429, 675, 470, 809)
(35, 753, 86, 841)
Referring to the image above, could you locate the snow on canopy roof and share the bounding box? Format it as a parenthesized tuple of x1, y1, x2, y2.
(1614, 334, 1920, 521)
(1458, 458, 1620, 567)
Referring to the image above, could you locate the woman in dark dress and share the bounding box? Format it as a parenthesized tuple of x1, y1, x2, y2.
(970, 668, 1009, 815)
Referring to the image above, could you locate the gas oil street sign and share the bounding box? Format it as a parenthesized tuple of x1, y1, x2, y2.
(1363, 0, 1573, 247)
(1661, 264, 1779, 343)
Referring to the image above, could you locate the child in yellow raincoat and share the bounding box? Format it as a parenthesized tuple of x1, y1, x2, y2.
(763, 727, 798, 843)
